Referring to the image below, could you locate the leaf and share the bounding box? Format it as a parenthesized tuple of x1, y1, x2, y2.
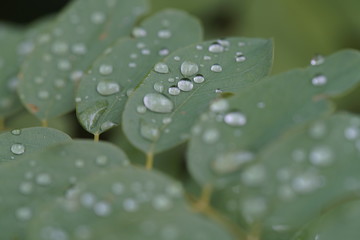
(0, 140, 129, 240)
(211, 113, 360, 240)
(187, 50, 360, 188)
(75, 9, 203, 135)
(122, 37, 273, 154)
(0, 127, 71, 163)
(27, 167, 235, 240)
(18, 0, 149, 121)
(0, 24, 24, 118)
(292, 200, 360, 240)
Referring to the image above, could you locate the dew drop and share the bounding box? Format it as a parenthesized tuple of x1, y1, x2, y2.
(344, 126, 359, 140)
(91, 12, 106, 24)
(312, 74, 327, 86)
(154, 62, 169, 74)
(235, 52, 246, 62)
(54, 79, 66, 88)
(112, 182, 124, 195)
(132, 27, 147, 38)
(159, 48, 170, 56)
(208, 42, 224, 53)
(162, 117, 172, 124)
(81, 193, 96, 207)
(158, 30, 172, 39)
(241, 164, 266, 186)
(309, 146, 334, 167)
(96, 155, 108, 166)
(141, 49, 150, 55)
(308, 122, 327, 139)
(71, 43, 87, 55)
(36, 173, 52, 186)
(96, 81, 120, 96)
(177, 79, 194, 92)
(19, 182, 33, 195)
(123, 198, 138, 212)
(210, 99, 229, 112)
(310, 55, 325, 66)
(78, 101, 108, 130)
(99, 64, 113, 75)
(51, 41, 68, 54)
(136, 105, 147, 114)
(212, 151, 255, 174)
(100, 121, 116, 131)
(152, 195, 172, 211)
(292, 173, 323, 194)
(11, 143, 25, 155)
(38, 90, 50, 100)
(154, 82, 165, 93)
(202, 128, 219, 144)
(140, 121, 160, 141)
(224, 112, 247, 126)
(11, 129, 21, 135)
(93, 201, 111, 217)
(16, 207, 32, 221)
(57, 59, 71, 71)
(143, 93, 173, 113)
(180, 61, 199, 77)
(193, 74, 205, 83)
(168, 86, 180, 96)
(210, 64, 222, 73)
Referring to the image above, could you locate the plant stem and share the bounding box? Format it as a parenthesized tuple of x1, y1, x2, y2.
(145, 152, 154, 170)
(196, 184, 213, 211)
(94, 133, 100, 142)
(0, 117, 4, 131)
(41, 120, 48, 127)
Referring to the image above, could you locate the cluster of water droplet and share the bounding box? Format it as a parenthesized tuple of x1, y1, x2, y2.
(310, 54, 327, 86)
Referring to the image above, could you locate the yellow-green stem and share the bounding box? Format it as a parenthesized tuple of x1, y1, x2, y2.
(145, 152, 154, 170)
(196, 184, 213, 211)
(41, 120, 48, 127)
(94, 133, 100, 142)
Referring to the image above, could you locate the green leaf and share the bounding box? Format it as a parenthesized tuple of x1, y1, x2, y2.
(0, 24, 24, 118)
(27, 167, 235, 240)
(0, 140, 129, 240)
(18, 0, 149, 121)
(122, 37, 273, 154)
(292, 200, 360, 240)
(187, 50, 360, 188)
(0, 127, 71, 162)
(211, 113, 360, 239)
(76, 9, 203, 135)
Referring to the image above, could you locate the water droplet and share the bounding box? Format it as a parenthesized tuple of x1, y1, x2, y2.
(81, 193, 96, 207)
(309, 146, 334, 167)
(177, 79, 193, 92)
(193, 74, 205, 83)
(100, 121, 116, 131)
(91, 12, 106, 24)
(96, 81, 120, 96)
(11, 143, 25, 155)
(158, 30, 172, 39)
(112, 182, 124, 195)
(95, 155, 108, 166)
(344, 126, 359, 140)
(202, 128, 219, 144)
(168, 86, 180, 96)
(11, 129, 21, 135)
(128, 62, 137, 68)
(93, 201, 111, 217)
(159, 48, 169, 56)
(292, 172, 323, 194)
(308, 122, 327, 139)
(79, 101, 108, 130)
(41, 226, 68, 240)
(141, 49, 150, 55)
(210, 99, 229, 112)
(272, 225, 290, 232)
(154, 82, 165, 93)
(212, 151, 255, 174)
(132, 27, 147, 38)
(123, 198, 138, 212)
(241, 164, 266, 186)
(208, 42, 224, 53)
(54, 79, 66, 88)
(154, 62, 169, 74)
(242, 197, 267, 223)
(224, 112, 247, 126)
(140, 122, 160, 141)
(36, 173, 52, 186)
(180, 61, 199, 77)
(312, 74, 327, 86)
(143, 93, 173, 113)
(38, 90, 49, 100)
(162, 117, 172, 124)
(152, 195, 172, 211)
(72, 43, 87, 55)
(19, 182, 33, 195)
(57, 59, 71, 71)
(16, 207, 32, 221)
(210, 64, 222, 72)
(310, 55, 325, 66)
(136, 105, 147, 114)
(75, 159, 85, 168)
(235, 52, 246, 62)
(51, 41, 68, 54)
(99, 64, 113, 75)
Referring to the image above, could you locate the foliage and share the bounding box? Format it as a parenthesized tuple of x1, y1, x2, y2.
(0, 0, 359, 239)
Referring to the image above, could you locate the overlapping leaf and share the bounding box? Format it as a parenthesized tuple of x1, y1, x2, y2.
(18, 0, 149, 121)
(27, 167, 235, 240)
(0, 140, 129, 240)
(187, 50, 360, 188)
(0, 127, 71, 162)
(123, 37, 273, 154)
(211, 113, 360, 240)
(76, 9, 203, 134)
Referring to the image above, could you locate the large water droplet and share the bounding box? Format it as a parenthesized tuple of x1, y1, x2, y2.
(310, 55, 325, 66)
(210, 64, 222, 73)
(208, 42, 224, 53)
(180, 61, 199, 77)
(143, 93, 173, 113)
(224, 112, 247, 126)
(312, 74, 327, 86)
(193, 74, 205, 83)
(140, 121, 160, 141)
(154, 62, 169, 74)
(11, 143, 25, 155)
(309, 146, 334, 167)
(177, 79, 193, 92)
(96, 81, 120, 96)
(99, 64, 113, 75)
(212, 151, 255, 174)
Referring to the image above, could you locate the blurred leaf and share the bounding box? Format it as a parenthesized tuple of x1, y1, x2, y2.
(76, 9, 203, 135)
(0, 127, 71, 162)
(0, 140, 129, 240)
(18, 0, 149, 121)
(28, 167, 235, 240)
(123, 37, 273, 154)
(187, 50, 360, 188)
(212, 113, 360, 240)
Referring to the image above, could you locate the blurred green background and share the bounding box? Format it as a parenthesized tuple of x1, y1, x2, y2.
(2, 0, 358, 74)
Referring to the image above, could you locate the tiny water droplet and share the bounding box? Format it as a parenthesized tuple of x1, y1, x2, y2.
(72, 43, 87, 55)
(36, 173, 52, 186)
(136, 105, 147, 114)
(16, 207, 32, 221)
(112, 182, 124, 195)
(140, 122, 160, 141)
(11, 143, 25, 155)
(312, 74, 327, 86)
(212, 151, 255, 174)
(38, 90, 49, 100)
(344, 126, 359, 140)
(99, 64, 113, 75)
(241, 164, 266, 186)
(11, 129, 21, 135)
(81, 193, 96, 207)
(79, 101, 108, 130)
(143, 93, 173, 113)
(100, 121, 116, 131)
(158, 48, 169, 56)
(235, 52, 246, 62)
(193, 74, 205, 83)
(96, 81, 120, 96)
(19, 182, 33, 195)
(180, 61, 199, 77)
(292, 173, 323, 194)
(54, 79, 66, 88)
(162, 117, 172, 124)
(95, 155, 108, 166)
(158, 30, 172, 39)
(91, 12, 106, 24)
(309, 146, 334, 167)
(310, 55, 325, 66)
(210, 64, 222, 72)
(154, 62, 169, 74)
(224, 112, 247, 126)
(132, 27, 147, 38)
(123, 198, 138, 212)
(177, 79, 194, 92)
(51, 41, 68, 55)
(168, 86, 180, 96)
(93, 201, 111, 217)
(208, 42, 224, 53)
(152, 195, 172, 211)
(210, 99, 229, 112)
(202, 128, 220, 144)
(154, 82, 165, 93)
